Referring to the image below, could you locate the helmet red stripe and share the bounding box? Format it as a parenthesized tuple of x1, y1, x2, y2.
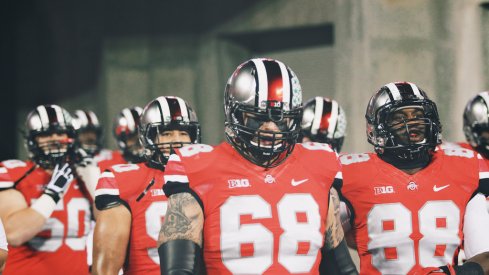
(166, 97, 183, 121)
(319, 101, 333, 131)
(263, 60, 284, 104)
(45, 106, 59, 125)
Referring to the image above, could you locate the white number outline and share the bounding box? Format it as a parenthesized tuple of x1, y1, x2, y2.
(367, 201, 461, 274)
(220, 194, 323, 274)
(28, 197, 91, 252)
(301, 142, 334, 152)
(112, 163, 140, 173)
(145, 201, 168, 264)
(179, 144, 213, 157)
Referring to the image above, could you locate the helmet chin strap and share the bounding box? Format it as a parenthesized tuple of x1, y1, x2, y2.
(475, 144, 489, 159)
(123, 150, 145, 163)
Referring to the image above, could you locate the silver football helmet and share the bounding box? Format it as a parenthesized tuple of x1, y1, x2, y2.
(300, 97, 347, 152)
(224, 58, 303, 168)
(366, 82, 441, 166)
(463, 91, 489, 158)
(139, 96, 200, 169)
(113, 107, 144, 163)
(72, 110, 103, 157)
(25, 105, 77, 169)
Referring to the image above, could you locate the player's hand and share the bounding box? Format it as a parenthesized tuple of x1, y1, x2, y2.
(413, 265, 454, 275)
(75, 147, 95, 167)
(75, 158, 100, 200)
(44, 163, 74, 202)
(413, 267, 443, 275)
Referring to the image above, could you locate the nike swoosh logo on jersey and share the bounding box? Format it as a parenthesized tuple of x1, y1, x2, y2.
(291, 179, 308, 186)
(433, 184, 450, 192)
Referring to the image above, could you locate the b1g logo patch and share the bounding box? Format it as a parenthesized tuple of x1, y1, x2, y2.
(374, 185, 395, 195)
(228, 179, 251, 189)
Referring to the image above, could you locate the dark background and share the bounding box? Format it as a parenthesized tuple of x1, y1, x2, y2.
(0, 0, 262, 159)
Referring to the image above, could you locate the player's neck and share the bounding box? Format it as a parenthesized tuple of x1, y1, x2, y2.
(379, 151, 431, 173)
(400, 167, 423, 175)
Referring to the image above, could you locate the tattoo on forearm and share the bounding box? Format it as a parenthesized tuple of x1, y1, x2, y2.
(158, 193, 203, 246)
(325, 226, 335, 249)
(324, 188, 344, 250)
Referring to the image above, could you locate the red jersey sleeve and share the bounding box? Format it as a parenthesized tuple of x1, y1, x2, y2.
(0, 160, 35, 191)
(477, 153, 489, 196)
(161, 153, 204, 208)
(0, 166, 14, 191)
(94, 169, 124, 210)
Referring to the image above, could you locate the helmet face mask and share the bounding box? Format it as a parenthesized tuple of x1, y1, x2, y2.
(224, 58, 303, 168)
(142, 123, 196, 155)
(25, 105, 76, 169)
(139, 96, 200, 170)
(77, 128, 100, 155)
(226, 104, 301, 167)
(469, 129, 489, 158)
(366, 82, 441, 165)
(118, 132, 144, 163)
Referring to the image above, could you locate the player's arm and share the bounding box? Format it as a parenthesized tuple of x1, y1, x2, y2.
(157, 192, 204, 275)
(0, 250, 6, 274)
(0, 218, 7, 272)
(0, 164, 73, 246)
(320, 188, 358, 275)
(0, 189, 46, 247)
(452, 193, 489, 275)
(92, 168, 131, 275)
(74, 147, 101, 201)
(92, 205, 131, 275)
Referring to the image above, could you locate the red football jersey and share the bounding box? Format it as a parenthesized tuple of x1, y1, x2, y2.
(0, 159, 91, 275)
(475, 149, 489, 208)
(340, 148, 484, 275)
(164, 142, 341, 274)
(95, 149, 126, 171)
(437, 141, 472, 151)
(95, 163, 167, 275)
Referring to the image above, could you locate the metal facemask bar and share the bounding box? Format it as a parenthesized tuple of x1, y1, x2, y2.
(227, 104, 301, 168)
(33, 138, 75, 169)
(141, 122, 196, 170)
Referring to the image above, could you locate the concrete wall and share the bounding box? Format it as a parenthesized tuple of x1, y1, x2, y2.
(17, 0, 487, 157)
(97, 0, 337, 149)
(333, 0, 488, 152)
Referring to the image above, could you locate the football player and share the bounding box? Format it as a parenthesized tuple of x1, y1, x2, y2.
(157, 58, 358, 274)
(77, 106, 145, 200)
(0, 218, 7, 272)
(0, 105, 92, 274)
(339, 82, 489, 274)
(97, 106, 144, 171)
(463, 91, 489, 213)
(463, 91, 489, 155)
(92, 96, 200, 275)
(73, 109, 104, 157)
(300, 96, 347, 152)
(79, 107, 145, 273)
